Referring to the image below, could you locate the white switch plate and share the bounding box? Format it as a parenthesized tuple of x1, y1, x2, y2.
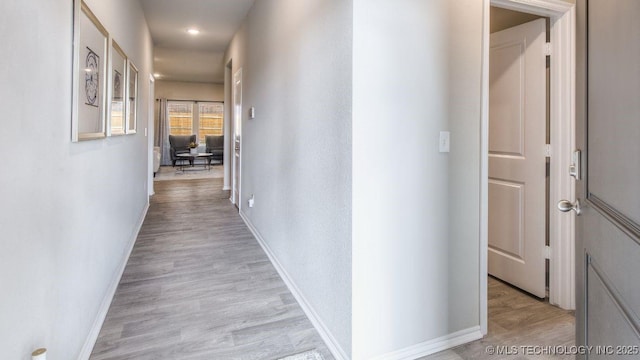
(439, 131, 450, 153)
(249, 107, 255, 119)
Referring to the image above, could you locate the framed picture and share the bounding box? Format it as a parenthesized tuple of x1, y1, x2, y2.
(72, 0, 109, 141)
(110, 41, 127, 136)
(126, 61, 138, 134)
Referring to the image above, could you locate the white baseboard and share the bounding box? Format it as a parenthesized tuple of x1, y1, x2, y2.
(223, 186, 231, 191)
(370, 326, 483, 360)
(239, 211, 350, 360)
(77, 203, 149, 360)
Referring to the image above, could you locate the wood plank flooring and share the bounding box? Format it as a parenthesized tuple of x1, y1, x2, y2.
(91, 177, 575, 360)
(420, 277, 575, 360)
(90, 178, 333, 360)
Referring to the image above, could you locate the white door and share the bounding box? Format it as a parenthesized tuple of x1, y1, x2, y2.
(232, 68, 242, 208)
(575, 0, 640, 354)
(488, 18, 547, 298)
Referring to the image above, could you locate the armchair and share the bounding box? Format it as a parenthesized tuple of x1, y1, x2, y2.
(169, 134, 196, 166)
(205, 135, 224, 165)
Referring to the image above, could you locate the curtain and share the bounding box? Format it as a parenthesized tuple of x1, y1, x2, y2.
(156, 98, 172, 166)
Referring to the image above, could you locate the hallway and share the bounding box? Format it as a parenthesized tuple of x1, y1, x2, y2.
(90, 178, 333, 359)
(89, 177, 575, 360)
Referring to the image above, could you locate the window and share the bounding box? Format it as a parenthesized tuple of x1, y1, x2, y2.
(168, 101, 194, 136)
(167, 101, 224, 143)
(198, 102, 224, 144)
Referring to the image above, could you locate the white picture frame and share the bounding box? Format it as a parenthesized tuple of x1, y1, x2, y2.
(71, 0, 109, 142)
(109, 40, 127, 136)
(126, 61, 138, 134)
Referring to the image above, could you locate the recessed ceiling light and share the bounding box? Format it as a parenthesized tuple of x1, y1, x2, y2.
(187, 28, 200, 35)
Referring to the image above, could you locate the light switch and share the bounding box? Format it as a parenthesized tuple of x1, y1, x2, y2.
(249, 107, 255, 119)
(439, 131, 450, 153)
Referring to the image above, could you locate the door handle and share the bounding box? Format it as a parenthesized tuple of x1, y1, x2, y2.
(557, 199, 582, 216)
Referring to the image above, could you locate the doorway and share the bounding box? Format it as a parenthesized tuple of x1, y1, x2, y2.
(232, 68, 243, 209)
(480, 0, 576, 334)
(223, 61, 233, 191)
(488, 12, 549, 299)
(148, 74, 155, 196)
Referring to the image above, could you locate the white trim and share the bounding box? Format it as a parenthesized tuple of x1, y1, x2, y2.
(548, 5, 576, 310)
(481, 0, 577, 333)
(232, 68, 243, 209)
(239, 211, 350, 360)
(492, 0, 573, 16)
(479, 0, 491, 336)
(369, 327, 483, 360)
(77, 203, 149, 360)
(223, 60, 233, 191)
(148, 74, 155, 196)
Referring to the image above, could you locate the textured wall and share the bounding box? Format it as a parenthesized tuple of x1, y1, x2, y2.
(224, 0, 353, 356)
(490, 6, 545, 33)
(446, 0, 483, 336)
(352, 0, 483, 358)
(154, 81, 224, 102)
(0, 0, 153, 358)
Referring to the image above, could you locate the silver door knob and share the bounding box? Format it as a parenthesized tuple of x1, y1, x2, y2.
(557, 199, 581, 215)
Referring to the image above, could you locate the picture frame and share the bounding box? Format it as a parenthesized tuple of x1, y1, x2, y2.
(71, 0, 109, 142)
(126, 61, 138, 134)
(110, 40, 127, 136)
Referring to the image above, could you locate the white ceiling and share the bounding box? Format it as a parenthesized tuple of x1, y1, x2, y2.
(139, 0, 256, 83)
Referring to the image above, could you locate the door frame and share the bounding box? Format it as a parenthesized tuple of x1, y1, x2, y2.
(148, 74, 155, 196)
(223, 60, 233, 191)
(480, 0, 576, 333)
(231, 68, 243, 209)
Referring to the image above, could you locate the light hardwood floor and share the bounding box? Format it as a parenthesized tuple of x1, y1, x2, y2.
(90, 178, 333, 360)
(91, 177, 574, 360)
(420, 277, 575, 360)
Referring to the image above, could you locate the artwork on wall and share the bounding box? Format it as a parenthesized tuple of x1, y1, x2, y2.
(127, 61, 138, 134)
(110, 40, 127, 136)
(72, 0, 109, 141)
(113, 70, 122, 100)
(84, 47, 100, 107)
(72, 0, 140, 141)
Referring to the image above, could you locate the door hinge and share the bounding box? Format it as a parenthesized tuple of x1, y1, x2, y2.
(545, 144, 552, 158)
(544, 42, 552, 56)
(545, 245, 552, 260)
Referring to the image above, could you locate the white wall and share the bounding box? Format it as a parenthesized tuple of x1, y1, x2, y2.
(352, 0, 483, 358)
(0, 0, 153, 358)
(490, 6, 545, 33)
(154, 80, 224, 101)
(224, 0, 353, 356)
(446, 0, 483, 336)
